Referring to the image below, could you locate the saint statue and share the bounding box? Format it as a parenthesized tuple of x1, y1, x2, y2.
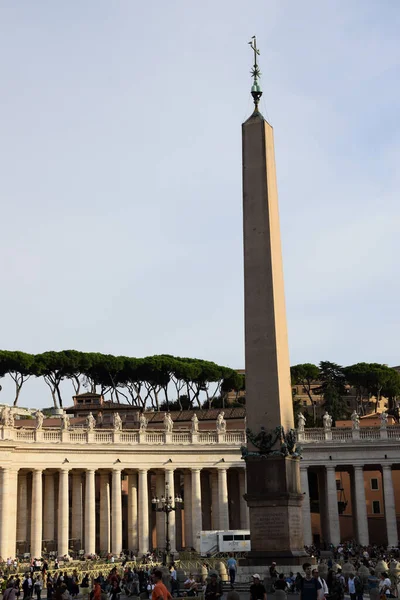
(297, 412, 306, 433)
(36, 411, 44, 430)
(323, 411, 332, 430)
(61, 412, 70, 431)
(191, 413, 199, 433)
(351, 410, 360, 431)
(113, 412, 122, 432)
(86, 412, 96, 432)
(380, 411, 388, 429)
(216, 411, 226, 433)
(164, 412, 173, 433)
(139, 412, 148, 431)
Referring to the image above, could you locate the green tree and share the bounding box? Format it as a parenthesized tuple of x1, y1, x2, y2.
(314, 361, 348, 424)
(0, 350, 35, 406)
(290, 363, 320, 425)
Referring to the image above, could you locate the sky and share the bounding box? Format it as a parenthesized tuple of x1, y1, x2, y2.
(1, 1, 399, 409)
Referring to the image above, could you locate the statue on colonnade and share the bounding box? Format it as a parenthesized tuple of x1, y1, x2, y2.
(351, 410, 360, 430)
(61, 412, 70, 430)
(191, 413, 199, 433)
(139, 412, 148, 431)
(36, 411, 44, 430)
(323, 411, 332, 431)
(380, 410, 388, 429)
(86, 412, 96, 431)
(113, 412, 122, 431)
(297, 412, 306, 433)
(216, 411, 226, 433)
(164, 412, 173, 433)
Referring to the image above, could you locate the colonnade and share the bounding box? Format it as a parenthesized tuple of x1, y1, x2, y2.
(0, 466, 249, 559)
(301, 463, 399, 548)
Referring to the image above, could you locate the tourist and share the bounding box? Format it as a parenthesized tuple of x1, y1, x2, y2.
(80, 573, 90, 598)
(22, 574, 32, 600)
(347, 574, 357, 600)
(33, 576, 42, 600)
(312, 570, 327, 599)
(109, 580, 121, 600)
(249, 574, 267, 600)
(205, 572, 223, 600)
(151, 570, 172, 600)
(3, 581, 17, 600)
(299, 563, 322, 600)
(379, 573, 392, 598)
(227, 554, 237, 589)
(183, 573, 197, 597)
(275, 574, 288, 592)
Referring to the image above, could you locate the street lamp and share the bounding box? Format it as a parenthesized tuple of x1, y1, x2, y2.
(152, 482, 183, 564)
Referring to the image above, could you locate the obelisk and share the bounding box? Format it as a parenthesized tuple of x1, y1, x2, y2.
(242, 37, 305, 562)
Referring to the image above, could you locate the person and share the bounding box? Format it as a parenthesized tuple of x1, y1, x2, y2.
(151, 570, 172, 600)
(348, 574, 356, 600)
(354, 573, 364, 600)
(109, 580, 121, 600)
(33, 577, 42, 600)
(249, 574, 267, 600)
(22, 575, 32, 600)
(379, 573, 392, 598)
(275, 574, 287, 592)
(3, 581, 17, 600)
(299, 563, 322, 600)
(312, 570, 327, 599)
(227, 554, 237, 589)
(205, 572, 223, 600)
(184, 574, 197, 597)
(80, 574, 90, 599)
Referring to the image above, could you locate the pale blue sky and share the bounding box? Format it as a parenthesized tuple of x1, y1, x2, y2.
(1, 1, 399, 408)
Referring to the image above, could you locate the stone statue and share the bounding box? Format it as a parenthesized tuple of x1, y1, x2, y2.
(323, 411, 332, 430)
(216, 411, 226, 433)
(61, 412, 70, 430)
(36, 411, 44, 430)
(297, 412, 306, 433)
(139, 412, 148, 431)
(3, 406, 14, 428)
(113, 412, 122, 432)
(380, 411, 388, 429)
(164, 412, 173, 433)
(191, 413, 199, 433)
(351, 410, 360, 430)
(86, 412, 96, 431)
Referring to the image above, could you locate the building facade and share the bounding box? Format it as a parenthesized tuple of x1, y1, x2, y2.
(0, 416, 400, 558)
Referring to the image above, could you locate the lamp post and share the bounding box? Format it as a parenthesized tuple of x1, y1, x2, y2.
(152, 482, 183, 565)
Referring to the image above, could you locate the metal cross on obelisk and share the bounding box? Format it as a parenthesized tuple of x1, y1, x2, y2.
(248, 36, 262, 108)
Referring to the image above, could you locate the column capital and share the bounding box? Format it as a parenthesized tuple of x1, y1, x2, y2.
(382, 464, 393, 471)
(191, 467, 202, 473)
(32, 468, 43, 475)
(86, 468, 96, 474)
(138, 468, 148, 474)
(326, 464, 337, 471)
(300, 465, 308, 472)
(354, 465, 364, 472)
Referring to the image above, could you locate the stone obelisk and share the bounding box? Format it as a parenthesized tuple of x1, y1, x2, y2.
(242, 37, 305, 562)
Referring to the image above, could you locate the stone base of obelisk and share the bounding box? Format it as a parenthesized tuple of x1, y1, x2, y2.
(242, 455, 308, 566)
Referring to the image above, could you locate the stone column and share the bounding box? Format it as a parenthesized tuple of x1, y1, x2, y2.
(174, 471, 183, 550)
(210, 471, 219, 530)
(165, 468, 176, 553)
(43, 472, 55, 542)
(217, 468, 229, 531)
(31, 469, 43, 558)
(111, 469, 122, 555)
(127, 472, 138, 552)
(300, 466, 313, 546)
(85, 469, 96, 555)
(8, 469, 18, 559)
(184, 470, 193, 548)
(353, 466, 369, 546)
(325, 466, 340, 546)
(138, 469, 149, 554)
(156, 471, 166, 549)
(99, 473, 110, 554)
(238, 469, 249, 529)
(382, 465, 398, 547)
(71, 473, 83, 547)
(58, 468, 69, 556)
(17, 473, 28, 544)
(0, 469, 10, 558)
(191, 468, 202, 551)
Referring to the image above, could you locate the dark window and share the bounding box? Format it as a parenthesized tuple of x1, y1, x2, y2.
(223, 535, 233, 541)
(372, 500, 381, 514)
(370, 478, 379, 491)
(233, 535, 244, 541)
(244, 534, 250, 540)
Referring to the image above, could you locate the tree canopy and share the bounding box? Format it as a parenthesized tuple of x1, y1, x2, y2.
(0, 350, 245, 410)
